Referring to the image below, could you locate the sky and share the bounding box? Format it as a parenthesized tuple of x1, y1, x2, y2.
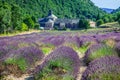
(91, 0, 120, 9)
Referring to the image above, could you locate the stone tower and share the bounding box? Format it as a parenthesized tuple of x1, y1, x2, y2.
(48, 10, 53, 16)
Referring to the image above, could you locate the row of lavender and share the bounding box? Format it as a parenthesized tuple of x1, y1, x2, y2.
(0, 31, 120, 79)
(81, 33, 120, 80)
(33, 46, 80, 80)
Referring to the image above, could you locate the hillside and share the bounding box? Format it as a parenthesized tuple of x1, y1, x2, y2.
(0, 0, 108, 34)
(100, 22, 120, 28)
(3, 0, 106, 20)
(101, 8, 114, 13)
(112, 7, 120, 13)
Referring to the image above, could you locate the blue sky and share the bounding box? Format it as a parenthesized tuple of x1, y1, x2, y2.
(91, 0, 120, 9)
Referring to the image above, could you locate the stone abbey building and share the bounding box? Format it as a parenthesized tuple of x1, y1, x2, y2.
(38, 10, 79, 30)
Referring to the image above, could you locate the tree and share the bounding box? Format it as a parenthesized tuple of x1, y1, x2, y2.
(79, 19, 90, 29)
(23, 16, 35, 29)
(103, 17, 109, 23)
(115, 12, 120, 26)
(0, 2, 11, 33)
(34, 23, 40, 30)
(118, 19, 120, 25)
(96, 19, 104, 26)
(1, 0, 106, 20)
(11, 4, 22, 31)
(116, 12, 120, 21)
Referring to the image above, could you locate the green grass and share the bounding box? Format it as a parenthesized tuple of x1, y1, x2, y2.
(35, 58, 73, 80)
(48, 58, 73, 71)
(42, 47, 52, 55)
(77, 46, 88, 54)
(5, 58, 27, 72)
(0, 29, 40, 37)
(39, 74, 74, 80)
(40, 43, 55, 55)
(100, 22, 120, 28)
(75, 42, 91, 54)
(90, 73, 120, 80)
(88, 45, 118, 62)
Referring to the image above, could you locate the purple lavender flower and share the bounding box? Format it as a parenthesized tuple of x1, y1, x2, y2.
(42, 36, 65, 47)
(0, 46, 9, 61)
(0, 41, 19, 61)
(84, 44, 118, 65)
(79, 35, 98, 47)
(115, 36, 120, 42)
(6, 46, 44, 68)
(115, 42, 120, 57)
(82, 56, 120, 80)
(64, 36, 82, 48)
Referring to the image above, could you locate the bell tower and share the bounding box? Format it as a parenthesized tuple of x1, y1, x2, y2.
(48, 10, 53, 16)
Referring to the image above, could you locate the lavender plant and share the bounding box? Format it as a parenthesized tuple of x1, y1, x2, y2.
(64, 36, 81, 48)
(78, 35, 99, 53)
(0, 46, 9, 61)
(115, 42, 120, 57)
(82, 56, 120, 80)
(42, 36, 65, 47)
(34, 46, 80, 80)
(84, 43, 118, 65)
(115, 36, 120, 42)
(0, 40, 19, 61)
(5, 46, 44, 71)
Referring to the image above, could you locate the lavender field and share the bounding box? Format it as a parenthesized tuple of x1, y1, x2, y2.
(0, 31, 120, 80)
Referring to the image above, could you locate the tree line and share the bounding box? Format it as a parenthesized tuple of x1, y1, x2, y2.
(0, 1, 39, 34)
(0, 0, 120, 33)
(96, 12, 120, 26)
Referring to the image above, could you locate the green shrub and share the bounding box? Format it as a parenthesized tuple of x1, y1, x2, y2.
(118, 18, 120, 25)
(21, 23, 28, 31)
(35, 58, 73, 80)
(34, 23, 40, 30)
(41, 47, 52, 55)
(23, 16, 35, 29)
(79, 19, 90, 29)
(5, 58, 27, 72)
(96, 19, 104, 26)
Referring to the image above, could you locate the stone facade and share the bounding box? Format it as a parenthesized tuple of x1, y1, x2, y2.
(38, 10, 79, 30)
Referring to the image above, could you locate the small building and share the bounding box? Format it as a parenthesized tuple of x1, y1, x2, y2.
(89, 21, 96, 28)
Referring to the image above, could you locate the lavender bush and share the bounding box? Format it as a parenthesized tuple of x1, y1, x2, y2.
(64, 36, 81, 48)
(0, 46, 8, 61)
(34, 46, 80, 80)
(0, 40, 19, 61)
(79, 35, 98, 46)
(78, 35, 99, 53)
(115, 42, 120, 57)
(5, 46, 44, 71)
(84, 44, 118, 65)
(42, 36, 65, 47)
(82, 56, 120, 80)
(115, 36, 120, 42)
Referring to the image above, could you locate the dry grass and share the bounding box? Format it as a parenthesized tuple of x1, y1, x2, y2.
(0, 30, 40, 37)
(100, 22, 120, 28)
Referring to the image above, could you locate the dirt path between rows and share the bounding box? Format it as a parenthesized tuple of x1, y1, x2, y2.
(76, 51, 87, 80)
